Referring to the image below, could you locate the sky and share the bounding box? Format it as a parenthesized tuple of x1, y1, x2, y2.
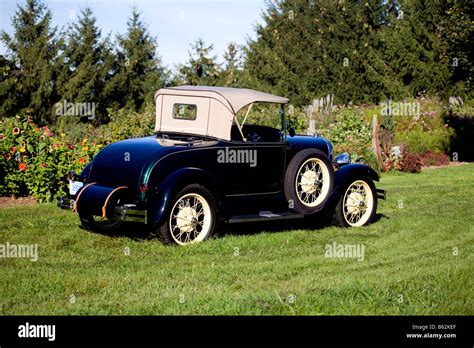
(0, 0, 266, 69)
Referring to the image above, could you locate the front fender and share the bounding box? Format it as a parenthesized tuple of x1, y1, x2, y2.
(147, 167, 217, 227)
(326, 164, 380, 208)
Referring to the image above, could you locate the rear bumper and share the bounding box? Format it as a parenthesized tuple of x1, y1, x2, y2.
(57, 196, 147, 224)
(110, 205, 148, 224)
(58, 196, 75, 210)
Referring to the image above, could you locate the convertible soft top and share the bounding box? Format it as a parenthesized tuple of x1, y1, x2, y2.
(155, 85, 288, 115)
(154, 85, 288, 141)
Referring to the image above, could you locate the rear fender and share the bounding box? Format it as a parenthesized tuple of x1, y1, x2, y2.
(147, 167, 218, 227)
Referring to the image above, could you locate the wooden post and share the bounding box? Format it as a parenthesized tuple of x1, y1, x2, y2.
(372, 113, 385, 171)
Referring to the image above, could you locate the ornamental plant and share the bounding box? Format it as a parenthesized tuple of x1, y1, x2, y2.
(0, 116, 102, 202)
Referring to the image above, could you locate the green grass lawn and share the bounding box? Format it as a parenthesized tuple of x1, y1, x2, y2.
(0, 164, 473, 315)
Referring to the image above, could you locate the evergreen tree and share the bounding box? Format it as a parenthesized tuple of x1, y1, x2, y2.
(177, 38, 221, 85)
(377, 0, 451, 98)
(0, 0, 61, 123)
(107, 7, 166, 111)
(438, 0, 473, 97)
(59, 7, 114, 123)
(244, 0, 457, 105)
(222, 42, 243, 86)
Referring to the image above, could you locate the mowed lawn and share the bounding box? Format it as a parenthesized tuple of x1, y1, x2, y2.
(0, 164, 473, 315)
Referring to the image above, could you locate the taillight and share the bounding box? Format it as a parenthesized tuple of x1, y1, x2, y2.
(140, 183, 148, 193)
(68, 170, 77, 180)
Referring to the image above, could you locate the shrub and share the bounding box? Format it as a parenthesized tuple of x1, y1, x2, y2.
(419, 150, 450, 167)
(394, 96, 454, 155)
(317, 107, 379, 169)
(96, 106, 155, 144)
(396, 147, 422, 173)
(0, 116, 102, 202)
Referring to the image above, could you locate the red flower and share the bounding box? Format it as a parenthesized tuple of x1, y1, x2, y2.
(67, 144, 74, 150)
(19, 163, 27, 171)
(78, 157, 86, 164)
(0, 134, 4, 141)
(4, 153, 11, 160)
(40, 163, 48, 168)
(12, 127, 20, 135)
(10, 146, 16, 152)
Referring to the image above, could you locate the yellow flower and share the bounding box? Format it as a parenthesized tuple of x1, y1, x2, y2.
(81, 138, 88, 145)
(60, 133, 65, 137)
(82, 146, 89, 151)
(19, 147, 26, 153)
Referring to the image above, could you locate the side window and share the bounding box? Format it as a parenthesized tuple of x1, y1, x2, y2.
(173, 103, 197, 120)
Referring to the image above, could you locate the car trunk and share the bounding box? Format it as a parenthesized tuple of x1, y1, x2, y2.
(88, 136, 169, 196)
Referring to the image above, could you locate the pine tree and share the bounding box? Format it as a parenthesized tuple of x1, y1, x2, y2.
(177, 38, 221, 86)
(222, 42, 243, 86)
(244, 0, 456, 105)
(438, 0, 473, 97)
(59, 7, 114, 123)
(378, 0, 451, 98)
(0, 0, 61, 123)
(107, 7, 166, 111)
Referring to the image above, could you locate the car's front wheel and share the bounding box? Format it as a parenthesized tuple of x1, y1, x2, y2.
(158, 184, 217, 245)
(334, 178, 377, 227)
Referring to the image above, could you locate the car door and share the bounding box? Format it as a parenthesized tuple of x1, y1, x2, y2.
(216, 139, 286, 195)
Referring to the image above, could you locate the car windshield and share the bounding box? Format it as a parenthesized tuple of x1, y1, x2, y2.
(234, 103, 283, 130)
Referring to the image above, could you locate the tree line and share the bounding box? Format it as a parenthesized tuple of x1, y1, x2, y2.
(0, 0, 472, 125)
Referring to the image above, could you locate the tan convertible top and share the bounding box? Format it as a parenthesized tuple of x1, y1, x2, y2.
(155, 85, 288, 115)
(154, 85, 288, 141)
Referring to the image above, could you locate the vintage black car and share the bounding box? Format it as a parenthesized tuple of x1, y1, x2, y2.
(59, 86, 385, 245)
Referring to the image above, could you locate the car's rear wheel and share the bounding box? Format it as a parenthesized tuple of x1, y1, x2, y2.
(284, 149, 334, 214)
(158, 184, 217, 245)
(335, 178, 377, 227)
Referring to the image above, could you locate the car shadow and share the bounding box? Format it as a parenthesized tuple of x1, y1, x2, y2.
(79, 212, 390, 242)
(78, 222, 158, 241)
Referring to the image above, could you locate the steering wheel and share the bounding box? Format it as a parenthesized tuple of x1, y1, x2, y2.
(246, 131, 262, 142)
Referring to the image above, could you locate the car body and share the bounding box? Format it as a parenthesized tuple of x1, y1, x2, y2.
(59, 86, 385, 245)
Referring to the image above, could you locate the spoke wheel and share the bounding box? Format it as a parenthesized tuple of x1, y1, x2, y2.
(335, 178, 377, 227)
(284, 149, 334, 214)
(295, 158, 331, 208)
(159, 184, 217, 246)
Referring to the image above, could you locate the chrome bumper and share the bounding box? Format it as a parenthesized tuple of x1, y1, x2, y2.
(57, 197, 147, 224)
(111, 205, 148, 224)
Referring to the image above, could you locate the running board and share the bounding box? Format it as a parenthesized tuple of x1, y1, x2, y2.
(228, 211, 304, 224)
